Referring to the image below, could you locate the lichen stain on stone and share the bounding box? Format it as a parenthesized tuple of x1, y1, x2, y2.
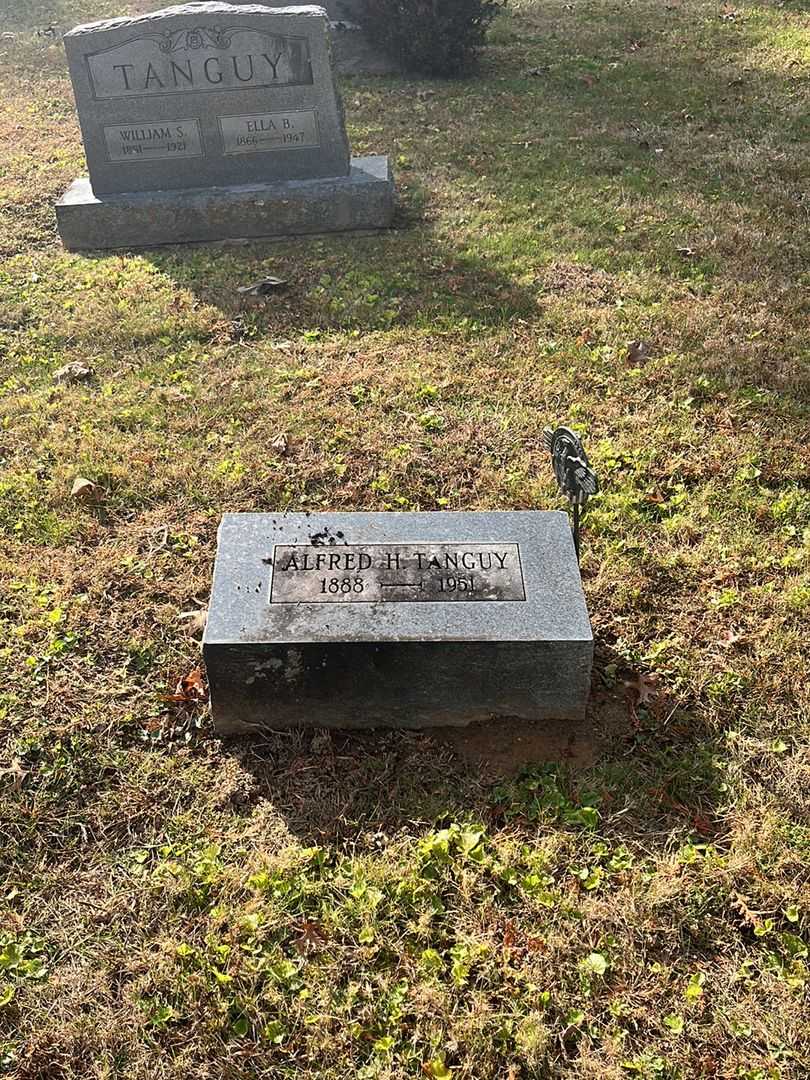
(309, 527, 346, 547)
(245, 655, 283, 685)
(283, 647, 303, 685)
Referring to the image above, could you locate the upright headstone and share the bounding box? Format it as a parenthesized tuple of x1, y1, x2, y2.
(56, 3, 394, 249)
(203, 511, 593, 732)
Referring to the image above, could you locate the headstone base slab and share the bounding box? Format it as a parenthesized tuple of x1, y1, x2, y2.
(56, 155, 393, 250)
(205, 640, 592, 734)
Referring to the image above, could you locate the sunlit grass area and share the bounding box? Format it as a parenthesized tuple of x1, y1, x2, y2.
(1, 0, 809, 1076)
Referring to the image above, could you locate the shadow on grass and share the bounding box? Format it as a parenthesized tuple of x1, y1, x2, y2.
(6, 0, 805, 398)
(140, 223, 543, 336)
(114, 0, 807, 398)
(220, 638, 729, 858)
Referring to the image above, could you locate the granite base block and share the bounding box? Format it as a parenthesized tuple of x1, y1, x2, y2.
(203, 511, 594, 733)
(56, 155, 394, 250)
(206, 640, 593, 734)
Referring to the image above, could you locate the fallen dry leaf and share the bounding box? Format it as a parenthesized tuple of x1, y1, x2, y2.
(624, 672, 660, 705)
(70, 477, 101, 503)
(293, 920, 329, 954)
(731, 892, 765, 930)
(2, 758, 28, 794)
(53, 361, 94, 384)
(165, 666, 208, 705)
(179, 609, 208, 637)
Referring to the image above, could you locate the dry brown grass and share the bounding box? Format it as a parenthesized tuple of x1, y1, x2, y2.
(1, 0, 809, 1076)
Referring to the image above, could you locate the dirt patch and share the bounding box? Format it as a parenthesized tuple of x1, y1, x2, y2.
(431, 684, 637, 777)
(434, 717, 593, 778)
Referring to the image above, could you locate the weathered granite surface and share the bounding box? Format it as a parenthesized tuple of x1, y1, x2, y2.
(233, 1, 357, 21)
(56, 154, 394, 249)
(203, 511, 593, 732)
(63, 3, 351, 196)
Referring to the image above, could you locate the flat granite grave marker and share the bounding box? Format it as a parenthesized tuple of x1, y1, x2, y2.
(203, 511, 593, 733)
(56, 2, 394, 249)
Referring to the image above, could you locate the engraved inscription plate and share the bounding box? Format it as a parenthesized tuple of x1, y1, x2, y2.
(104, 118, 203, 162)
(270, 543, 526, 604)
(219, 110, 319, 154)
(86, 27, 314, 100)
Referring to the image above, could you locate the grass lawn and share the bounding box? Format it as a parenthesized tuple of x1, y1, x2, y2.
(1, 0, 810, 1076)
